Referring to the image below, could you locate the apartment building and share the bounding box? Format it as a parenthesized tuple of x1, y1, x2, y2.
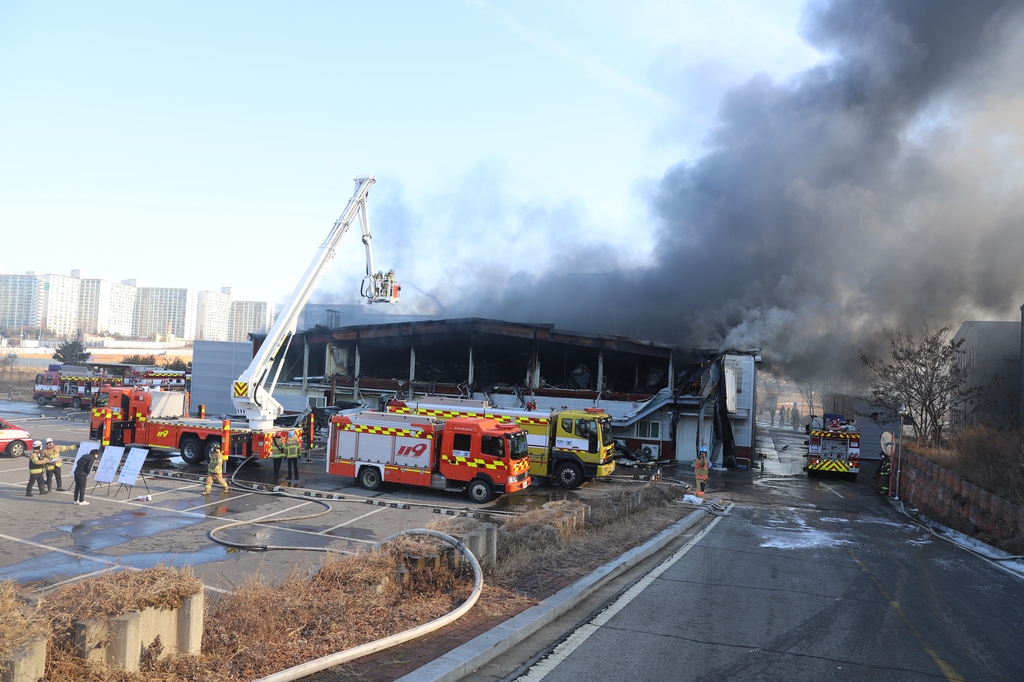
(196, 289, 233, 341)
(2, 270, 275, 342)
(41, 274, 82, 337)
(137, 287, 198, 340)
(230, 300, 275, 341)
(0, 273, 44, 329)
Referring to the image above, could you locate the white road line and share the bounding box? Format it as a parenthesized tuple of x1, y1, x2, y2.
(515, 506, 732, 682)
(320, 507, 387, 534)
(0, 531, 119, 566)
(818, 482, 845, 498)
(0, 531, 230, 595)
(182, 492, 255, 511)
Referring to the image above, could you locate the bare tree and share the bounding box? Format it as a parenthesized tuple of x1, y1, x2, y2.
(858, 325, 990, 446)
(796, 373, 856, 417)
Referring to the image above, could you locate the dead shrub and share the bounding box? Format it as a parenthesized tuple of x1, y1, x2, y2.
(0, 580, 48, 673)
(947, 426, 1024, 506)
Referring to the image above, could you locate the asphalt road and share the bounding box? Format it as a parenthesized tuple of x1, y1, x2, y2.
(470, 423, 1024, 682)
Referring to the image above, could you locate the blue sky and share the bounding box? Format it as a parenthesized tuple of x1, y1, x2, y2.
(0, 1, 821, 311)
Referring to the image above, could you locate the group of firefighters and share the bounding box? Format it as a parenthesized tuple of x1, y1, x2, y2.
(23, 429, 306, 502)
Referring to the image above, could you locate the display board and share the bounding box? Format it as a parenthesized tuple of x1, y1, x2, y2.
(94, 446, 125, 484)
(72, 442, 101, 470)
(117, 448, 149, 486)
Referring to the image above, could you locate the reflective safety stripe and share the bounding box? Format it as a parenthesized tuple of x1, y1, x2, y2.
(393, 405, 549, 426)
(233, 382, 248, 397)
(340, 423, 431, 438)
(808, 459, 854, 472)
(441, 454, 506, 469)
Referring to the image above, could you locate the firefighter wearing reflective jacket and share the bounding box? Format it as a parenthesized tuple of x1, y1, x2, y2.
(285, 431, 300, 481)
(879, 454, 891, 496)
(43, 438, 71, 492)
(694, 447, 709, 498)
(271, 435, 286, 481)
(26, 441, 47, 497)
(205, 444, 229, 494)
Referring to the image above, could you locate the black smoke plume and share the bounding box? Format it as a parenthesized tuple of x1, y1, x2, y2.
(445, 0, 1024, 381)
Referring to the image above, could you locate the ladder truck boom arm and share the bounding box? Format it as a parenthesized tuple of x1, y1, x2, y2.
(232, 175, 398, 430)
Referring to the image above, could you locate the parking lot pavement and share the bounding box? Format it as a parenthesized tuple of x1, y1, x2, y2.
(0, 453, 443, 594)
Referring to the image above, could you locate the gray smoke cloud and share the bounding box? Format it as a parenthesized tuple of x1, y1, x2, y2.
(438, 0, 1024, 381)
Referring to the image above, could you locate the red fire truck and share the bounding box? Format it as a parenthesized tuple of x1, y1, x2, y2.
(807, 414, 861, 480)
(34, 365, 122, 408)
(327, 411, 532, 503)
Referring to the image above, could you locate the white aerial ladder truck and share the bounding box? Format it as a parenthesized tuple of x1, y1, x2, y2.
(233, 174, 399, 430)
(88, 176, 399, 464)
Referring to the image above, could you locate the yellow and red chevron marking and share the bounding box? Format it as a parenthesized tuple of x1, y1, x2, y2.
(396, 405, 547, 426)
(442, 454, 506, 469)
(808, 459, 852, 472)
(341, 423, 432, 439)
(810, 430, 858, 440)
(233, 382, 248, 398)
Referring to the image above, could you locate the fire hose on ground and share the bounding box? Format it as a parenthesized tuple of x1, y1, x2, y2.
(203, 456, 485, 681)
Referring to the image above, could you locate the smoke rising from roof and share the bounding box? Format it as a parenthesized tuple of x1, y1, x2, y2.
(440, 0, 1024, 380)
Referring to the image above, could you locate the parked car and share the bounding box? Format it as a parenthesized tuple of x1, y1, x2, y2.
(0, 419, 32, 457)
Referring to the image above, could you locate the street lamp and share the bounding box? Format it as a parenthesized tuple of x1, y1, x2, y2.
(6, 353, 17, 401)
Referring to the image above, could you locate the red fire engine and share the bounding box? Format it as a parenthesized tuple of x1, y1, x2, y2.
(34, 365, 122, 408)
(327, 411, 532, 503)
(807, 413, 860, 480)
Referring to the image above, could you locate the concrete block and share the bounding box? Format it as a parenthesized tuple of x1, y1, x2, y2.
(110, 612, 142, 673)
(177, 592, 204, 655)
(1, 635, 46, 682)
(480, 523, 497, 565)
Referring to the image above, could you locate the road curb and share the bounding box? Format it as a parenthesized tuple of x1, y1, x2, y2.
(396, 506, 710, 682)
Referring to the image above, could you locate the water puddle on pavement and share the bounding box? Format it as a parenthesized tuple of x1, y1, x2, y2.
(57, 509, 205, 552)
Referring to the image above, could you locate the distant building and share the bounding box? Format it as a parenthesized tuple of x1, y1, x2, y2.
(196, 290, 233, 341)
(0, 273, 44, 329)
(41, 273, 82, 337)
(229, 300, 275, 341)
(79, 279, 139, 336)
(137, 287, 198, 340)
(953, 320, 1021, 429)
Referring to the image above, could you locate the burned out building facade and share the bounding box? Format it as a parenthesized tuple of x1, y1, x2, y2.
(250, 318, 760, 468)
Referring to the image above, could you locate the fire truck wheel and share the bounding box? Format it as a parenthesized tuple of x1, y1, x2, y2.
(179, 436, 204, 465)
(467, 478, 493, 504)
(36, 396, 46, 406)
(72, 397, 82, 409)
(555, 461, 584, 489)
(5, 441, 25, 458)
(358, 466, 382, 491)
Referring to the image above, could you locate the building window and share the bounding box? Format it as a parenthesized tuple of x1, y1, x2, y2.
(636, 420, 660, 439)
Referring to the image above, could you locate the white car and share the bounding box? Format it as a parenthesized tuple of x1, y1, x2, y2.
(0, 418, 32, 457)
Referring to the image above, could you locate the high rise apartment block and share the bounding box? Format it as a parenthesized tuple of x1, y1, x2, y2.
(0, 270, 274, 342)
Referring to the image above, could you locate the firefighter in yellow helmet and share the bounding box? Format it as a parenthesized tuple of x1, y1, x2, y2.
(204, 443, 229, 495)
(43, 437, 72, 492)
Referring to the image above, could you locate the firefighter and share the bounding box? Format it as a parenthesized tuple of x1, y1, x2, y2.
(285, 430, 300, 481)
(694, 446, 709, 498)
(73, 448, 99, 505)
(43, 438, 69, 492)
(879, 453, 891, 496)
(270, 434, 286, 481)
(26, 441, 47, 497)
(204, 443, 230, 494)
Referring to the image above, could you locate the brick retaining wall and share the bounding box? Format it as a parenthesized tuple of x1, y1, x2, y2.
(899, 450, 1024, 545)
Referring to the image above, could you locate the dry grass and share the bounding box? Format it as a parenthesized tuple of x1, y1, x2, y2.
(432, 483, 685, 598)
(23, 483, 686, 681)
(944, 427, 1024, 506)
(0, 580, 49, 673)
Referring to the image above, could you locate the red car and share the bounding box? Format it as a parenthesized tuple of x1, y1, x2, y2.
(0, 419, 32, 457)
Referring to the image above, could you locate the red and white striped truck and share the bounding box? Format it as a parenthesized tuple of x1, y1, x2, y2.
(327, 410, 531, 503)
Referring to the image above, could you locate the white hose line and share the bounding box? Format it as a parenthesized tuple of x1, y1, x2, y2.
(255, 529, 483, 682)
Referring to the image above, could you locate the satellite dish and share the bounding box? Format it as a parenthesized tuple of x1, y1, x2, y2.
(880, 431, 895, 457)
